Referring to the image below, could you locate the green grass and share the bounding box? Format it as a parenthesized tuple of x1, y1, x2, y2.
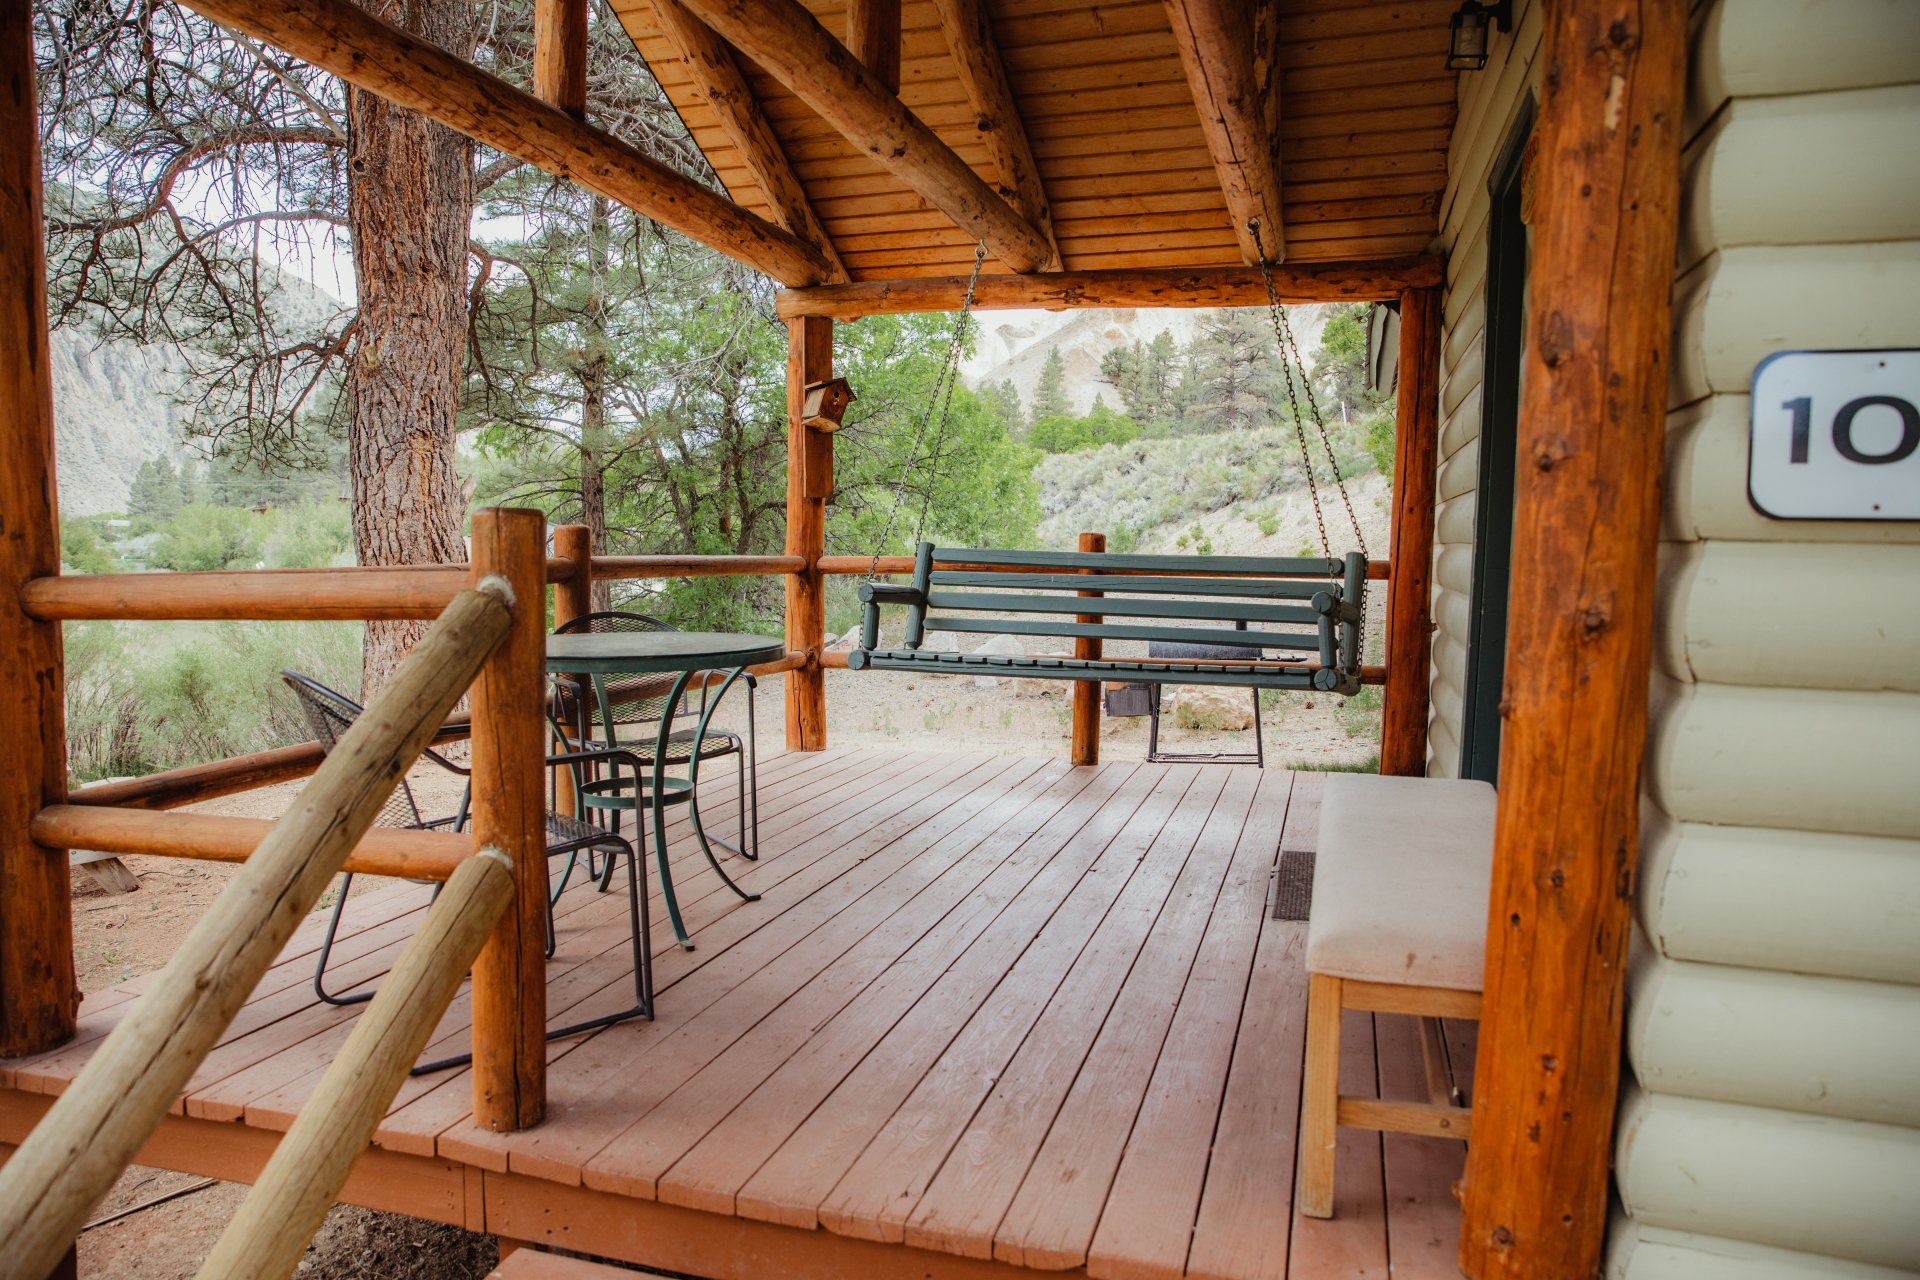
(1285, 753, 1382, 774)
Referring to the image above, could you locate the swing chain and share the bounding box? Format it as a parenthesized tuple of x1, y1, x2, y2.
(864, 241, 989, 580)
(1249, 219, 1371, 562)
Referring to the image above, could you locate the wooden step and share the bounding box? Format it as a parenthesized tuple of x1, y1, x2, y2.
(491, 1248, 670, 1278)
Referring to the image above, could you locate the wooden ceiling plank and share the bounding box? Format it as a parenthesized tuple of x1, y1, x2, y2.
(674, 0, 1054, 272)
(930, 0, 1062, 270)
(648, 0, 850, 282)
(776, 254, 1443, 317)
(1162, 0, 1286, 263)
(179, 0, 833, 286)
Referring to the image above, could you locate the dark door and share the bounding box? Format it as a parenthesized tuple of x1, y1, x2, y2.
(1459, 102, 1533, 784)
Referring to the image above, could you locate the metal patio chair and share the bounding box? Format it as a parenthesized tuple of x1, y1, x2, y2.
(281, 673, 652, 1037)
(550, 611, 761, 864)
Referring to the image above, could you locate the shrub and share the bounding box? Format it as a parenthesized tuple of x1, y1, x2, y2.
(261, 501, 352, 569)
(1028, 403, 1141, 454)
(64, 619, 361, 782)
(60, 518, 118, 574)
(150, 503, 260, 571)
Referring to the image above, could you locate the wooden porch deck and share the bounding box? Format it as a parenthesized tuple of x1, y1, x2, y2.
(0, 749, 1469, 1280)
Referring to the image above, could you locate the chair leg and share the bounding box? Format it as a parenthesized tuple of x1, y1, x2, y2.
(313, 873, 375, 1007)
(1300, 973, 1343, 1219)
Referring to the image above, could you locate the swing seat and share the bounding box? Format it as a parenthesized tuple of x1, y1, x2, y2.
(846, 543, 1367, 696)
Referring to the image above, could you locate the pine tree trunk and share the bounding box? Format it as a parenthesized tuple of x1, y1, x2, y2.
(578, 195, 613, 612)
(345, 0, 474, 694)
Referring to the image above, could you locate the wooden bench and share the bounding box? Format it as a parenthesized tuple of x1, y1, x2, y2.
(848, 542, 1367, 695)
(1299, 773, 1495, 1218)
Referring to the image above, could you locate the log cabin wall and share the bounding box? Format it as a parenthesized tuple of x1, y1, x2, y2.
(1421, 0, 1542, 781)
(1428, 1, 1920, 1274)
(1617, 1, 1920, 1274)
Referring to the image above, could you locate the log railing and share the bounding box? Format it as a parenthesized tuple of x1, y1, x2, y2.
(0, 569, 519, 1280)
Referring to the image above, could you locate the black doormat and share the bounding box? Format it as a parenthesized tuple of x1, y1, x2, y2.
(1269, 849, 1315, 921)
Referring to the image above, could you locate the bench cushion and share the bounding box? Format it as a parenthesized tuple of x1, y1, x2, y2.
(1306, 774, 1497, 992)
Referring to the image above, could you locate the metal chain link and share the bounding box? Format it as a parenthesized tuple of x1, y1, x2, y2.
(865, 242, 990, 580)
(1250, 219, 1371, 561)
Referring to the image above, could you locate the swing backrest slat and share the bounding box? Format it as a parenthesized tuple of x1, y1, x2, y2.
(849, 542, 1367, 695)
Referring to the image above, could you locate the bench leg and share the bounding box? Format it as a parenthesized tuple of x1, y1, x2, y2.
(1299, 973, 1342, 1219)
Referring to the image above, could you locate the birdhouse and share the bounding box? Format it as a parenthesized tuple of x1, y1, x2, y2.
(801, 377, 856, 432)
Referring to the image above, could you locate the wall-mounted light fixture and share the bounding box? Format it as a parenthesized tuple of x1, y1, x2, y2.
(1447, 0, 1513, 71)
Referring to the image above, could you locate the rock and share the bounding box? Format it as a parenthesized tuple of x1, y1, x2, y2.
(925, 629, 963, 653)
(970, 633, 1024, 687)
(1170, 684, 1256, 732)
(826, 626, 860, 652)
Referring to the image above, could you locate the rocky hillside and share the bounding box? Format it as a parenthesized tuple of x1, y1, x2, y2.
(48, 240, 344, 516)
(962, 304, 1336, 417)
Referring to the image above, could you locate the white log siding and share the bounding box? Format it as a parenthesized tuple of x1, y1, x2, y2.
(1426, 0, 1920, 1273)
(1424, 0, 1542, 775)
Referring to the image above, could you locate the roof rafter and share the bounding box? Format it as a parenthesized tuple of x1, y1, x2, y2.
(649, 0, 850, 283)
(1164, 0, 1288, 264)
(673, 0, 1055, 274)
(846, 0, 902, 93)
(177, 0, 834, 286)
(929, 0, 1061, 272)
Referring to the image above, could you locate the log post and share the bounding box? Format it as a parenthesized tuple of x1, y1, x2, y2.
(533, 0, 588, 119)
(1457, 2, 1687, 1277)
(468, 508, 550, 1132)
(1070, 531, 1105, 766)
(0, 3, 77, 1061)
(784, 316, 831, 751)
(846, 0, 900, 92)
(550, 523, 592, 813)
(1379, 286, 1440, 776)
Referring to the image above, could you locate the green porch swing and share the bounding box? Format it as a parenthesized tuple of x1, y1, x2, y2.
(847, 229, 1372, 698)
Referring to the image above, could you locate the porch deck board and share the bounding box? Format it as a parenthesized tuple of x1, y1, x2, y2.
(3, 749, 1469, 1280)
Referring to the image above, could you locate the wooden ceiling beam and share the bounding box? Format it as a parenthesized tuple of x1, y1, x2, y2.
(650, 0, 850, 283)
(775, 254, 1443, 319)
(930, 0, 1061, 271)
(178, 0, 834, 286)
(672, 0, 1056, 274)
(1164, 0, 1289, 264)
(846, 0, 902, 93)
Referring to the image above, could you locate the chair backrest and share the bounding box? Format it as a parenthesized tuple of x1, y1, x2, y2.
(280, 671, 467, 830)
(550, 610, 690, 738)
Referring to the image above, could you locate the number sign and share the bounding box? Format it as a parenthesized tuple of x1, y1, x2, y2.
(1750, 350, 1920, 520)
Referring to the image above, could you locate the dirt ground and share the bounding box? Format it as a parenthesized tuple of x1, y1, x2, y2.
(60, 672, 1372, 1277)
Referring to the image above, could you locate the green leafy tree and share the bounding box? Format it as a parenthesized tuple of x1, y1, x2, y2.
(977, 378, 1026, 438)
(1030, 347, 1070, 423)
(126, 456, 186, 527)
(1188, 311, 1276, 433)
(1314, 303, 1381, 421)
(1098, 331, 1179, 427)
(1030, 398, 1141, 453)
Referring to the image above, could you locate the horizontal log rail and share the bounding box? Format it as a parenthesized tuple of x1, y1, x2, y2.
(0, 581, 513, 1280)
(776, 256, 1445, 320)
(590, 554, 805, 580)
(820, 555, 1390, 581)
(64, 652, 805, 813)
(31, 806, 469, 881)
(20, 560, 580, 622)
(198, 849, 514, 1280)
